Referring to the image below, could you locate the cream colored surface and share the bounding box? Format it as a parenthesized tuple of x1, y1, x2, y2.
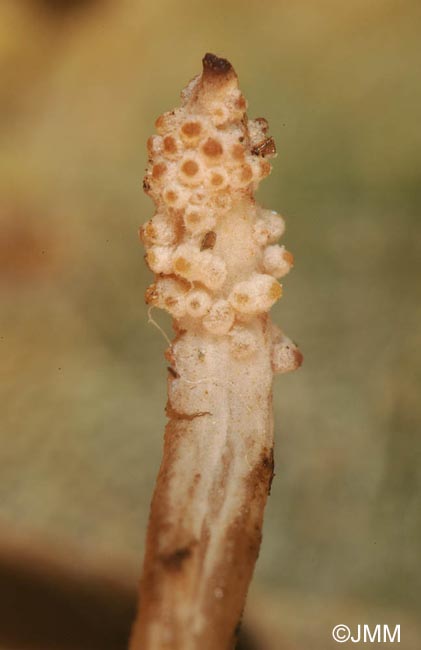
(131, 55, 300, 649)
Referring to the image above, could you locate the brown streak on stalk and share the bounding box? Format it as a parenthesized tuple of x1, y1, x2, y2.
(195, 448, 274, 649)
(159, 546, 194, 571)
(165, 402, 212, 421)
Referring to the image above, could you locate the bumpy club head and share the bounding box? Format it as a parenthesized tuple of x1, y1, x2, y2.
(141, 52, 302, 373)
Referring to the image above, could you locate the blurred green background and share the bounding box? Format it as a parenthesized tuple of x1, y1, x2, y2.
(1, 0, 420, 647)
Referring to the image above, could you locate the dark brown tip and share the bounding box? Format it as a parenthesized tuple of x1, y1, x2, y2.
(202, 52, 233, 76)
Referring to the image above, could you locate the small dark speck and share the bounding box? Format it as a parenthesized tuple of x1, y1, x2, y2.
(41, 250, 46, 255)
(58, 367, 62, 371)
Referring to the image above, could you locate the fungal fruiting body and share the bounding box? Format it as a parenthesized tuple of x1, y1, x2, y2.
(130, 54, 302, 650)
